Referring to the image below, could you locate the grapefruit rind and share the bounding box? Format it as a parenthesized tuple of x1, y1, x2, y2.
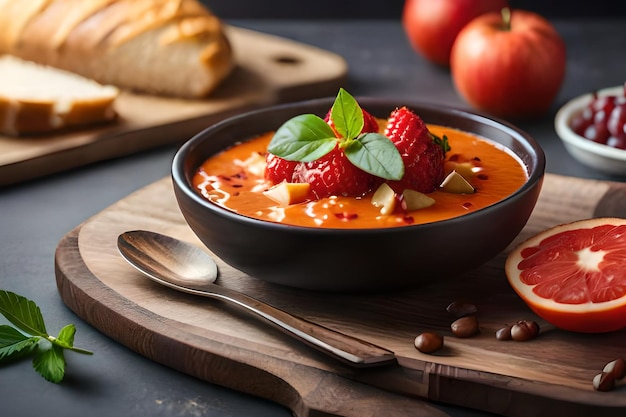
(505, 217, 626, 333)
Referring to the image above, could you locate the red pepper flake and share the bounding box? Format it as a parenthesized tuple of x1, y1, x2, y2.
(462, 202, 473, 210)
(477, 174, 488, 180)
(335, 212, 358, 221)
(403, 216, 415, 224)
(219, 175, 232, 181)
(232, 184, 243, 188)
(448, 154, 460, 162)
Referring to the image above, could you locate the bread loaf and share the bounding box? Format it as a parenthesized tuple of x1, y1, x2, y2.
(0, 55, 119, 136)
(0, 0, 234, 99)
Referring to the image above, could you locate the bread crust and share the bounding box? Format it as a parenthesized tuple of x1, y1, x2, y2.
(0, 95, 118, 136)
(0, 55, 118, 136)
(0, 0, 234, 98)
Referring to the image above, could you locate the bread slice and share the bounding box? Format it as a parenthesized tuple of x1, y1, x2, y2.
(0, 55, 119, 136)
(0, 0, 234, 98)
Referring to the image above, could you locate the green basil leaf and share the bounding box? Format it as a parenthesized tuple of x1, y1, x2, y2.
(0, 325, 38, 361)
(0, 290, 47, 337)
(33, 343, 66, 383)
(345, 133, 404, 180)
(268, 114, 337, 162)
(330, 88, 363, 139)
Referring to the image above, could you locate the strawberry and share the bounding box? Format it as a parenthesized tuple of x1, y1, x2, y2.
(292, 145, 378, 199)
(384, 106, 446, 193)
(265, 106, 380, 195)
(265, 152, 298, 184)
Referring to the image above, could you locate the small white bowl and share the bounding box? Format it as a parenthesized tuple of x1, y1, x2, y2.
(554, 85, 626, 176)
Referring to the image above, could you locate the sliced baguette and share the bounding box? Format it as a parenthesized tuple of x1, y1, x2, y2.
(0, 55, 119, 136)
(0, 0, 234, 98)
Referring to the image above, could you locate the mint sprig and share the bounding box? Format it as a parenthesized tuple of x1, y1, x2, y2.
(0, 290, 92, 383)
(268, 88, 404, 181)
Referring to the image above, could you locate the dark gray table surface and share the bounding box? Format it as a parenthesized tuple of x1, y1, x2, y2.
(2, 18, 625, 417)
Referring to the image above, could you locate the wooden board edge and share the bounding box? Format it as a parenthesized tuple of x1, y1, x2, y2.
(0, 107, 256, 187)
(54, 225, 451, 417)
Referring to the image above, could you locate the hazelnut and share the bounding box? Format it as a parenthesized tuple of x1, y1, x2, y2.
(495, 324, 513, 341)
(593, 372, 616, 392)
(510, 320, 540, 341)
(603, 358, 626, 380)
(451, 315, 480, 338)
(414, 332, 444, 354)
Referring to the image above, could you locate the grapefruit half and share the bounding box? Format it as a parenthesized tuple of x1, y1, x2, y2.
(505, 217, 626, 333)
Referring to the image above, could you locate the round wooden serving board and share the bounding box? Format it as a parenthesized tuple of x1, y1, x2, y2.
(55, 173, 626, 417)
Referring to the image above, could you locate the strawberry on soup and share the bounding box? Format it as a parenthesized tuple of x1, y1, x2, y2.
(265, 89, 403, 199)
(265, 152, 298, 184)
(291, 146, 379, 199)
(385, 106, 447, 193)
(266, 96, 381, 190)
(264, 88, 447, 201)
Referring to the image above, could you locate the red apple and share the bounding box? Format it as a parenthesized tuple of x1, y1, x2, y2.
(450, 8, 566, 119)
(402, 0, 509, 67)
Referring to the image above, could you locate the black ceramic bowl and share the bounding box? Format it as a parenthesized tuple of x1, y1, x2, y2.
(172, 97, 545, 292)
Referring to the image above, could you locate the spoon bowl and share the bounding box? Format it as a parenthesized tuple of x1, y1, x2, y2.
(116, 230, 396, 368)
(117, 229, 218, 290)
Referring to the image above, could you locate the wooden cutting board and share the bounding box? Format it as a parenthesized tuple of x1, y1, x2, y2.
(55, 173, 626, 417)
(0, 26, 346, 187)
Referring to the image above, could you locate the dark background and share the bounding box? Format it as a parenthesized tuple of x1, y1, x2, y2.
(202, 0, 626, 19)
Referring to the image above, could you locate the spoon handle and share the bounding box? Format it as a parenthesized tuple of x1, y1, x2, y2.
(172, 283, 396, 367)
(117, 230, 396, 368)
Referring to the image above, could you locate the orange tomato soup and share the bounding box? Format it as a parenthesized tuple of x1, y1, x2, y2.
(192, 125, 527, 229)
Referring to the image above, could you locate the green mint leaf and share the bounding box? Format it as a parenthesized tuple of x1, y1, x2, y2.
(330, 88, 363, 139)
(268, 114, 337, 162)
(51, 324, 92, 355)
(0, 324, 29, 345)
(345, 133, 404, 180)
(33, 341, 66, 383)
(0, 290, 93, 382)
(0, 325, 39, 361)
(55, 324, 75, 348)
(0, 290, 48, 337)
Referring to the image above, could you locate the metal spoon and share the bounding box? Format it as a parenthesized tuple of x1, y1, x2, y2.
(117, 230, 396, 368)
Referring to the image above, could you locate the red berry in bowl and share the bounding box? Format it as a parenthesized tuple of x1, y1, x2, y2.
(606, 135, 626, 150)
(571, 83, 626, 149)
(607, 103, 626, 138)
(586, 119, 610, 144)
